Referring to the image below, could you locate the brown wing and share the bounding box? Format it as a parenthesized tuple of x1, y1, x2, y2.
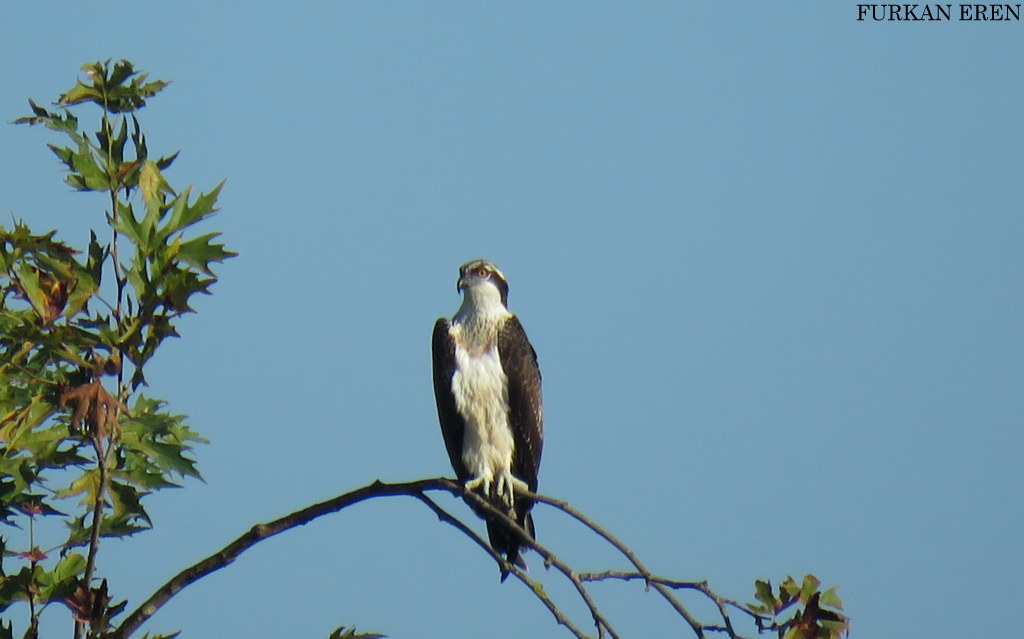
(498, 315, 543, 492)
(431, 318, 470, 482)
(491, 315, 543, 578)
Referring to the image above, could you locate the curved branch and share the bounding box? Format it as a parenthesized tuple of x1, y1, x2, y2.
(109, 478, 768, 639)
(527, 490, 745, 639)
(578, 572, 767, 637)
(110, 479, 450, 639)
(111, 478, 603, 639)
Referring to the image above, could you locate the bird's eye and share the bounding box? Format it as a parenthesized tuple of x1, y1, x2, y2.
(476, 267, 489, 278)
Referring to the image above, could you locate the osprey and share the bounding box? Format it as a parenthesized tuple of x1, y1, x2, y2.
(431, 259, 543, 580)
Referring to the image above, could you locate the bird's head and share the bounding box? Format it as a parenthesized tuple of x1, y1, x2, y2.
(457, 259, 509, 309)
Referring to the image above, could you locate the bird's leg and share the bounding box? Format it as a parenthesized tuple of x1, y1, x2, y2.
(464, 475, 490, 495)
(496, 468, 529, 508)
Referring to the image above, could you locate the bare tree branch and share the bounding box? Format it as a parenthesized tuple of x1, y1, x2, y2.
(527, 490, 713, 637)
(578, 572, 766, 637)
(110, 479, 449, 639)
(108, 477, 781, 639)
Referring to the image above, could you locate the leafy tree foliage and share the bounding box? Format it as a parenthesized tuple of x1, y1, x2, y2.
(2, 59, 231, 639)
(751, 575, 847, 639)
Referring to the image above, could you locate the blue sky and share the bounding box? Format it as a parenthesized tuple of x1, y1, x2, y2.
(2, 2, 1021, 638)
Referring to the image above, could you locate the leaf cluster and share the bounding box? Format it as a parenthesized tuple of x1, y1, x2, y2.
(2, 59, 229, 638)
(14, 61, 233, 391)
(750, 574, 848, 639)
(15, 62, 173, 196)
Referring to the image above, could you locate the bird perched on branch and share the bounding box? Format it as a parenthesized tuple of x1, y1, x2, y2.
(431, 259, 543, 580)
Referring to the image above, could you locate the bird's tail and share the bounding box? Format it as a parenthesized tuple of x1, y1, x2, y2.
(488, 508, 535, 582)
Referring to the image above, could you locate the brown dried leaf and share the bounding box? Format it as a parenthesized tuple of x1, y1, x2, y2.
(64, 578, 110, 624)
(60, 379, 128, 441)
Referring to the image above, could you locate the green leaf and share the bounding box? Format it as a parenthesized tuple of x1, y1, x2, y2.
(165, 183, 224, 234)
(108, 59, 137, 87)
(0, 566, 33, 612)
(175, 232, 235, 275)
(112, 200, 146, 247)
(11, 264, 44, 315)
(14, 100, 61, 129)
(54, 467, 100, 503)
(754, 579, 777, 610)
(52, 136, 109, 192)
(119, 396, 205, 481)
(820, 586, 844, 610)
(34, 553, 86, 603)
(155, 150, 179, 171)
(60, 79, 102, 107)
(103, 479, 153, 537)
(64, 271, 99, 323)
(780, 575, 801, 600)
(111, 117, 129, 164)
(16, 105, 81, 142)
(86, 231, 106, 283)
(59, 60, 170, 113)
(28, 98, 50, 118)
(63, 515, 91, 548)
(47, 142, 76, 169)
(131, 114, 148, 161)
(799, 573, 821, 605)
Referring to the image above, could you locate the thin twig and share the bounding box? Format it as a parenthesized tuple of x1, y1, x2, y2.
(27, 514, 39, 639)
(456, 482, 621, 639)
(527, 490, 713, 638)
(578, 572, 763, 637)
(411, 492, 591, 639)
(76, 435, 108, 639)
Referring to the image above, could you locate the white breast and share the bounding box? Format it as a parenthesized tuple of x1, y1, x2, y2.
(451, 342, 514, 485)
